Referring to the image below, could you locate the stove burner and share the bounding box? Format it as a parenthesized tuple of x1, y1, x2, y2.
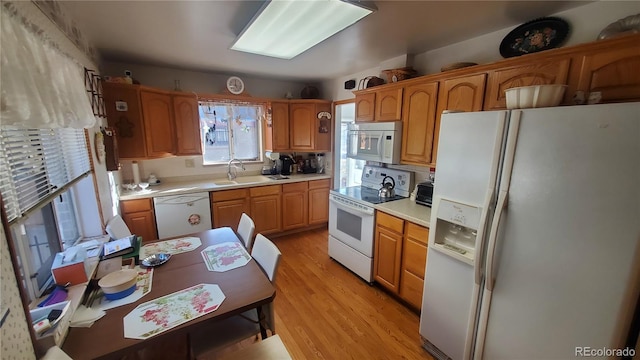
(332, 186, 406, 205)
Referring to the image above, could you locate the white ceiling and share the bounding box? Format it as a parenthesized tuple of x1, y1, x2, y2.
(61, 1, 590, 82)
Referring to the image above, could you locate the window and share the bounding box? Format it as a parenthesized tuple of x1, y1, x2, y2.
(198, 100, 264, 165)
(0, 126, 90, 301)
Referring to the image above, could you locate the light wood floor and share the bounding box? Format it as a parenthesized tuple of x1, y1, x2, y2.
(269, 227, 433, 360)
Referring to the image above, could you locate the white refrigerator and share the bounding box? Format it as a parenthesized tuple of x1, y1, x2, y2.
(419, 102, 640, 360)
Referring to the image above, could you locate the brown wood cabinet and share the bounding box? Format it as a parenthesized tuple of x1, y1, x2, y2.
(265, 100, 332, 152)
(140, 90, 176, 157)
(374, 212, 405, 292)
(172, 94, 202, 156)
(355, 92, 376, 122)
(210, 189, 250, 230)
(250, 185, 282, 235)
(282, 182, 308, 230)
(103, 83, 147, 159)
(399, 222, 429, 309)
(120, 198, 158, 242)
(374, 211, 429, 309)
(375, 86, 403, 121)
(484, 58, 570, 110)
(308, 179, 330, 225)
(432, 73, 487, 164)
(400, 81, 439, 166)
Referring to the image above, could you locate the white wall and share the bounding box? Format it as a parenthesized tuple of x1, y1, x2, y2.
(325, 1, 640, 101)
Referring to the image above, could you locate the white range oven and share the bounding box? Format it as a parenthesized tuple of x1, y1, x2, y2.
(328, 165, 412, 283)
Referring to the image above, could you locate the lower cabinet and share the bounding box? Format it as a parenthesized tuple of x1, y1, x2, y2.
(120, 198, 158, 243)
(282, 182, 308, 230)
(250, 185, 282, 235)
(373, 211, 429, 309)
(308, 179, 330, 225)
(210, 189, 250, 229)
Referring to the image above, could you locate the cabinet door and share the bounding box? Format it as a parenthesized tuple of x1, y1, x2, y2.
(400, 223, 429, 309)
(173, 95, 202, 156)
(432, 73, 487, 164)
(400, 81, 439, 166)
(103, 83, 147, 159)
(375, 87, 403, 121)
(140, 90, 176, 157)
(355, 92, 375, 122)
(289, 103, 315, 150)
(211, 199, 249, 229)
(122, 210, 157, 243)
(576, 45, 640, 103)
(282, 183, 308, 230)
(374, 226, 403, 293)
(308, 187, 329, 225)
(251, 195, 282, 235)
(269, 101, 290, 151)
(484, 58, 570, 110)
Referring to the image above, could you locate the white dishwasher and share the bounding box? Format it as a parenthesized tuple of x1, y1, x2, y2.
(153, 192, 212, 239)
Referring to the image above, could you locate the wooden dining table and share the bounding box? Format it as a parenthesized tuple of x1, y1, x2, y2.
(61, 227, 275, 360)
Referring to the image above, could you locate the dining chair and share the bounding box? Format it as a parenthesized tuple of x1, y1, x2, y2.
(189, 234, 282, 360)
(105, 214, 132, 240)
(237, 213, 256, 251)
(216, 334, 292, 360)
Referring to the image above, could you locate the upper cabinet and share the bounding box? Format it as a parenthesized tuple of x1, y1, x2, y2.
(173, 94, 202, 156)
(264, 99, 332, 152)
(483, 58, 570, 110)
(572, 37, 640, 103)
(103, 83, 202, 159)
(354, 86, 403, 122)
(400, 81, 439, 166)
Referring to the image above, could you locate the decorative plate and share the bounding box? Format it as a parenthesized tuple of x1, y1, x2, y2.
(500, 17, 570, 58)
(141, 253, 171, 267)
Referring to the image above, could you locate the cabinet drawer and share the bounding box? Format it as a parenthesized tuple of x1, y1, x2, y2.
(376, 211, 404, 234)
(210, 189, 249, 202)
(308, 178, 330, 189)
(400, 269, 425, 309)
(121, 198, 153, 213)
(283, 182, 308, 193)
(250, 185, 281, 197)
(405, 222, 429, 246)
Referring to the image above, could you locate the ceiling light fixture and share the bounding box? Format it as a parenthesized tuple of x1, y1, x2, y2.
(231, 0, 376, 60)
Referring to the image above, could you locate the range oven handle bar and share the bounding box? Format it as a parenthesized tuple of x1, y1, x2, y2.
(329, 195, 375, 216)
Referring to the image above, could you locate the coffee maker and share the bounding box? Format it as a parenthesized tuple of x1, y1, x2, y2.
(280, 155, 295, 175)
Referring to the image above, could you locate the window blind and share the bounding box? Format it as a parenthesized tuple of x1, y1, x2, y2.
(0, 128, 91, 222)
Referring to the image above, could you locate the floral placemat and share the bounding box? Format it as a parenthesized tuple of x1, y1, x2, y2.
(123, 283, 225, 340)
(200, 242, 251, 272)
(92, 266, 153, 311)
(140, 236, 202, 259)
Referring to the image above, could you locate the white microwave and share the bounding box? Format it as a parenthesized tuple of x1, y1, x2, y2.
(347, 121, 402, 164)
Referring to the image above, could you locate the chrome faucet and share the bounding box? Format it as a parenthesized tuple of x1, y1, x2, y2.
(227, 158, 245, 180)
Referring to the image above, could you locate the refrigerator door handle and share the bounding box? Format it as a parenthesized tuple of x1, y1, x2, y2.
(474, 188, 494, 285)
(485, 189, 508, 292)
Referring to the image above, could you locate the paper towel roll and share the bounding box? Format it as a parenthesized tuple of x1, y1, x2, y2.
(131, 162, 141, 185)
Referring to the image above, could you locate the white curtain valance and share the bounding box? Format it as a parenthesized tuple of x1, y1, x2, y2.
(0, 7, 96, 129)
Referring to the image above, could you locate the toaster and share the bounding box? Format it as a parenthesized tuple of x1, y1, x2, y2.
(415, 181, 433, 207)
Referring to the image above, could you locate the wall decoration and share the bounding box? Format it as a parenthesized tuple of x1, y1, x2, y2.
(499, 17, 570, 58)
(84, 68, 106, 117)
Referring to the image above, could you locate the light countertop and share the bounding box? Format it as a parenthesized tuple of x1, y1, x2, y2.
(119, 173, 332, 201)
(374, 198, 432, 228)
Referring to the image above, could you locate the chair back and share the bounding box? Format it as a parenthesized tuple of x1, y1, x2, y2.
(251, 234, 281, 283)
(106, 214, 132, 240)
(237, 213, 256, 250)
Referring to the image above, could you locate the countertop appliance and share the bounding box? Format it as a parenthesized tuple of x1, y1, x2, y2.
(415, 181, 433, 207)
(346, 121, 402, 164)
(153, 192, 212, 239)
(329, 165, 413, 282)
(419, 103, 640, 359)
(280, 155, 294, 175)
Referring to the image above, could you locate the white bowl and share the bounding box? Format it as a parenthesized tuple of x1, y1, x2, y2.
(505, 85, 567, 109)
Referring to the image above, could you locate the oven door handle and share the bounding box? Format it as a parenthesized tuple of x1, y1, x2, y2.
(329, 197, 375, 216)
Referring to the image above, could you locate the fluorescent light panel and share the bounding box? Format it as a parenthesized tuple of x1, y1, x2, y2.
(231, 0, 374, 59)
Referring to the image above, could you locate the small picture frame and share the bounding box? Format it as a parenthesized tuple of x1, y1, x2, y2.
(115, 101, 128, 112)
